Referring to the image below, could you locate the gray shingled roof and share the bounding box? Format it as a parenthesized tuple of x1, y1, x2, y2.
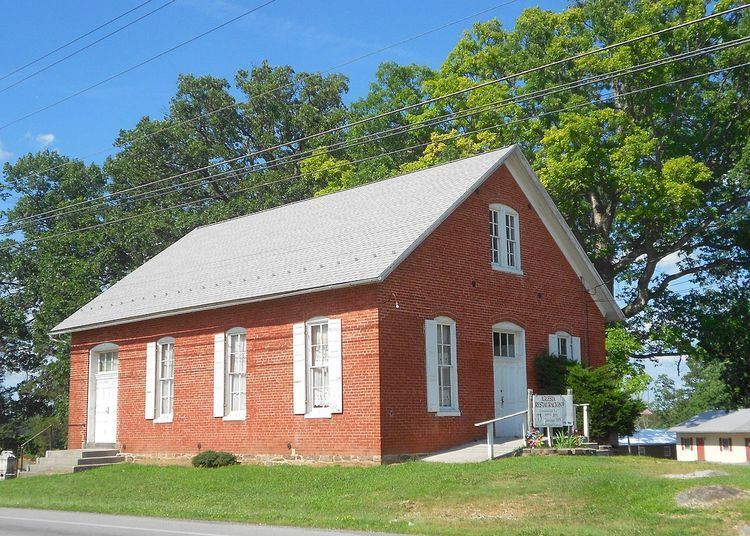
(53, 147, 516, 333)
(52, 145, 622, 334)
(669, 409, 750, 434)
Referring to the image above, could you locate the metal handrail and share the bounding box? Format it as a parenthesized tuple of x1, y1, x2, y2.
(474, 409, 528, 427)
(474, 410, 529, 460)
(17, 423, 55, 473)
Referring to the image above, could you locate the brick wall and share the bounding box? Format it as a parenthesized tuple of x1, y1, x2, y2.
(68, 162, 607, 460)
(377, 165, 606, 456)
(69, 285, 382, 458)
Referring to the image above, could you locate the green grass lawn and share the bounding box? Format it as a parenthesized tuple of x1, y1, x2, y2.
(1, 456, 749, 535)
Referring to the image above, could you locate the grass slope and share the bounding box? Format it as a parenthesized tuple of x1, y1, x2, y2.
(1, 457, 749, 535)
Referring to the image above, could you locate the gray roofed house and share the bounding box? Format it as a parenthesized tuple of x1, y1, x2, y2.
(56, 144, 623, 464)
(52, 145, 621, 334)
(670, 409, 750, 463)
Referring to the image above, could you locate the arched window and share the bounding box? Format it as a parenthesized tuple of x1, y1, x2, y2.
(156, 337, 175, 421)
(225, 327, 247, 419)
(489, 204, 521, 272)
(492, 321, 525, 359)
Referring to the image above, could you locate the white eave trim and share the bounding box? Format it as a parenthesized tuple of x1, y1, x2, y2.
(50, 277, 380, 335)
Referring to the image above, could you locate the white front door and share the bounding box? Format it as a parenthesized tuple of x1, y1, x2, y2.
(492, 327, 527, 437)
(92, 351, 118, 444)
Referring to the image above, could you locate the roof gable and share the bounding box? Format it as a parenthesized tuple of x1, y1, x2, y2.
(52, 145, 622, 334)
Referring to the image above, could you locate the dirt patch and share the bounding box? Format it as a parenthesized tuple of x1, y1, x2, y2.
(676, 485, 750, 508)
(664, 470, 729, 480)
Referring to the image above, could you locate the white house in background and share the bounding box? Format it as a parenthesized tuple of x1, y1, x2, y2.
(670, 409, 750, 464)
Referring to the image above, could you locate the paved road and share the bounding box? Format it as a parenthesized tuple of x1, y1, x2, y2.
(0, 508, 390, 536)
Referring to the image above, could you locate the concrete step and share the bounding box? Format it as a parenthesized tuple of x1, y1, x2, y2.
(27, 464, 74, 473)
(26, 448, 123, 475)
(76, 455, 124, 466)
(81, 449, 119, 458)
(73, 463, 119, 473)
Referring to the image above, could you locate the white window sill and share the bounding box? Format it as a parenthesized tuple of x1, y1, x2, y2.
(491, 263, 523, 276)
(436, 410, 461, 417)
(223, 412, 246, 421)
(304, 408, 332, 419)
(153, 415, 173, 424)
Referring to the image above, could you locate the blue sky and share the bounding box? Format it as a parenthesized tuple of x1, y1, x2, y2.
(0, 0, 566, 169)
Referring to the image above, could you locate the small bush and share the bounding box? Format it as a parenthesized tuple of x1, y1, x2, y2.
(552, 431, 583, 448)
(191, 450, 238, 468)
(534, 351, 576, 394)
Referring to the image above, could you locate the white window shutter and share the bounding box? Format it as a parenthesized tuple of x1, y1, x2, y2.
(292, 323, 306, 415)
(213, 333, 225, 417)
(548, 334, 558, 356)
(145, 342, 156, 420)
(425, 320, 439, 412)
(328, 319, 343, 414)
(572, 336, 582, 363)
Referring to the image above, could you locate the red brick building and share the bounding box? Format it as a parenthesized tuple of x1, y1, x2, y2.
(53, 146, 622, 462)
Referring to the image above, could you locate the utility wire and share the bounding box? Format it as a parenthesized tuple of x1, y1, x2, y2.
(19, 35, 748, 231)
(0, 0, 278, 132)
(9, 60, 747, 252)
(0, 1, 176, 95)
(14, 0, 524, 187)
(5, 33, 748, 232)
(8, 2, 747, 192)
(0, 0, 158, 82)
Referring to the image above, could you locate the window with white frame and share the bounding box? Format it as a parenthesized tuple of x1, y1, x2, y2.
(489, 204, 521, 272)
(493, 322, 525, 360)
(292, 318, 343, 418)
(308, 320, 329, 410)
(156, 337, 174, 420)
(549, 331, 581, 363)
(425, 317, 459, 415)
(226, 328, 247, 417)
(97, 350, 118, 373)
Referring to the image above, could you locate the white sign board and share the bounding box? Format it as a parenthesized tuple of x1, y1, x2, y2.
(533, 395, 575, 428)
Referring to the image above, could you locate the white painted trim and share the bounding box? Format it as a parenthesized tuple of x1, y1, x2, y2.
(304, 408, 332, 419)
(51, 279, 378, 335)
(153, 415, 173, 424)
(436, 410, 462, 417)
(222, 411, 246, 421)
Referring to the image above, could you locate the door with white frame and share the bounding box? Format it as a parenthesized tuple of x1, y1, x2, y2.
(492, 322, 527, 437)
(88, 344, 119, 444)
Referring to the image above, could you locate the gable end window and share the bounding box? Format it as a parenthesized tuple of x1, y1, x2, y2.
(292, 318, 343, 418)
(425, 317, 459, 416)
(489, 204, 521, 273)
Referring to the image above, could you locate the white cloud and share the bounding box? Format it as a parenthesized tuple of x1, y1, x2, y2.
(35, 133, 55, 146)
(0, 140, 12, 161)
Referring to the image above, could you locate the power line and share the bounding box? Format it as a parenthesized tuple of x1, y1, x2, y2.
(0, 0, 279, 132)
(33, 35, 749, 229)
(10, 60, 747, 252)
(0, 0, 176, 96)
(5, 33, 748, 232)
(0, 0, 158, 83)
(14, 0, 524, 190)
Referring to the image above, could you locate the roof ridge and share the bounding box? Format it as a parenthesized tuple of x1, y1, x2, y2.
(192, 145, 514, 232)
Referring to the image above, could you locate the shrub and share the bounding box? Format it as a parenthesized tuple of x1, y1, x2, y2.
(191, 450, 238, 468)
(566, 364, 644, 444)
(534, 351, 576, 394)
(552, 431, 583, 448)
